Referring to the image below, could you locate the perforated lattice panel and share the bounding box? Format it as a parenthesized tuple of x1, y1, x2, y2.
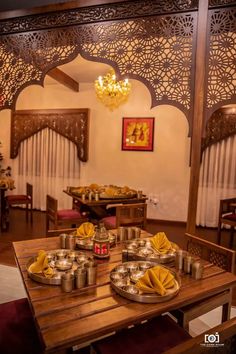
(0, 12, 197, 129)
(206, 8, 236, 118)
(187, 242, 202, 257)
(209, 250, 228, 270)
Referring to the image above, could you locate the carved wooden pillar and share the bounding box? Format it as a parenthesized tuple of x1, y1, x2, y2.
(186, 0, 209, 233)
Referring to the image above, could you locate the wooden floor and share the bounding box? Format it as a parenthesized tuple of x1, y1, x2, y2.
(0, 208, 235, 304)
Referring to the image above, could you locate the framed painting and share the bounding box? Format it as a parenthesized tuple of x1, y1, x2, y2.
(122, 117, 155, 151)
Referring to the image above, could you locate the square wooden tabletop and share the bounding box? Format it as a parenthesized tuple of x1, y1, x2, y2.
(13, 231, 236, 353)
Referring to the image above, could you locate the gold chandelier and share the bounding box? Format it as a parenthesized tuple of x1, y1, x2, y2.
(94, 69, 131, 110)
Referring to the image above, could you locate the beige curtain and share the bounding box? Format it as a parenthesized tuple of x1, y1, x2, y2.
(197, 135, 236, 227)
(10, 128, 80, 210)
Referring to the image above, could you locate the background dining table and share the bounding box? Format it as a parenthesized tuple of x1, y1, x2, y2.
(64, 189, 148, 219)
(13, 230, 236, 354)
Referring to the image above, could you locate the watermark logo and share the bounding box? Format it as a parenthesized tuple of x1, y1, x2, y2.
(201, 332, 224, 348)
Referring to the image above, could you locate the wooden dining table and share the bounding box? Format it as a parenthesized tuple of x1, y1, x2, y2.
(13, 231, 236, 354)
(64, 189, 148, 219)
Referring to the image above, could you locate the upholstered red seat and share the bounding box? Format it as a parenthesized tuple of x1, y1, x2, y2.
(5, 183, 33, 222)
(101, 216, 116, 228)
(6, 195, 30, 202)
(0, 298, 43, 354)
(57, 209, 82, 220)
(46, 194, 88, 234)
(222, 213, 236, 221)
(91, 315, 191, 354)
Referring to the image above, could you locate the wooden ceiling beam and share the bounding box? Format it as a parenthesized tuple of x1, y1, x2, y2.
(47, 67, 79, 92)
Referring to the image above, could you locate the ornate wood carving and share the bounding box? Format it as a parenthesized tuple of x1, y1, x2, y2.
(0, 0, 235, 135)
(202, 107, 236, 150)
(0, 11, 197, 132)
(10, 109, 89, 162)
(209, 0, 236, 7)
(205, 7, 236, 121)
(0, 0, 198, 35)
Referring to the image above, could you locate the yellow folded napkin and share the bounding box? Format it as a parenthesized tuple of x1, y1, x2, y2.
(136, 265, 175, 296)
(76, 222, 95, 238)
(28, 250, 53, 278)
(150, 232, 173, 254)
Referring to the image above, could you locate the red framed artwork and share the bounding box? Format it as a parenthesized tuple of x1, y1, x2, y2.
(122, 117, 155, 151)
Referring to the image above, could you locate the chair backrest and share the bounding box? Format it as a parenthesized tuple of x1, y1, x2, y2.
(185, 233, 235, 273)
(116, 203, 147, 229)
(219, 197, 236, 217)
(47, 228, 77, 237)
(164, 316, 236, 354)
(26, 183, 33, 201)
(46, 194, 58, 224)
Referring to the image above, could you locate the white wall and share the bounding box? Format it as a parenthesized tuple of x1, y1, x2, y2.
(0, 78, 191, 221)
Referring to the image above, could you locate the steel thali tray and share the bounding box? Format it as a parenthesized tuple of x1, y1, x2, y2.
(123, 238, 177, 264)
(26, 249, 92, 285)
(110, 261, 180, 303)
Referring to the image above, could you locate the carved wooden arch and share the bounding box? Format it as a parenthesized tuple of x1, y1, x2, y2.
(202, 106, 236, 151)
(10, 109, 89, 162)
(0, 0, 200, 136)
(0, 0, 235, 135)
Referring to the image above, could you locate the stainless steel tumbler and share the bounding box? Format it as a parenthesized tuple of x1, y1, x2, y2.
(61, 273, 75, 292)
(86, 265, 97, 286)
(59, 233, 67, 249)
(183, 255, 193, 274)
(175, 250, 188, 271)
(65, 235, 76, 250)
(133, 227, 141, 239)
(127, 227, 135, 240)
(191, 261, 204, 280)
(75, 268, 86, 289)
(117, 227, 127, 242)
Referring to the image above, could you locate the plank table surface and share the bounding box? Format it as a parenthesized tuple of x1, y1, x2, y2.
(13, 230, 236, 353)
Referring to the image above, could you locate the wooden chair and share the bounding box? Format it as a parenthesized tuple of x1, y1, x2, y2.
(217, 197, 236, 248)
(5, 183, 33, 222)
(83, 316, 236, 354)
(0, 298, 43, 354)
(171, 233, 235, 331)
(91, 314, 191, 354)
(164, 316, 236, 354)
(46, 195, 88, 234)
(101, 203, 147, 230)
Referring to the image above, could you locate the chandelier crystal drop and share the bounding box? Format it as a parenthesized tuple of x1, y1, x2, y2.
(94, 69, 131, 110)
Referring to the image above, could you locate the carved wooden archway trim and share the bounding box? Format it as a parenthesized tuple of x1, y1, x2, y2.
(202, 107, 236, 151)
(10, 108, 89, 162)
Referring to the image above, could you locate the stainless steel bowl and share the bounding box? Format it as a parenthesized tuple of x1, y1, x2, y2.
(56, 250, 68, 259)
(76, 254, 88, 263)
(113, 279, 128, 287)
(138, 261, 153, 271)
(122, 285, 139, 295)
(115, 265, 128, 274)
(125, 262, 139, 272)
(110, 272, 126, 281)
(137, 247, 154, 257)
(55, 259, 73, 271)
(130, 270, 145, 283)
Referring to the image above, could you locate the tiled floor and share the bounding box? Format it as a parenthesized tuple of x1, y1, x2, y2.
(1, 264, 235, 337)
(0, 264, 26, 304)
